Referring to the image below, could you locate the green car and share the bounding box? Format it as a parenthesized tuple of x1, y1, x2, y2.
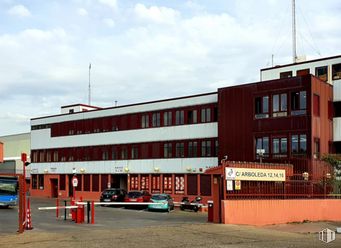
(148, 194, 174, 212)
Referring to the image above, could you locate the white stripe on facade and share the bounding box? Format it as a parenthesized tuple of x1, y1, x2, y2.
(31, 123, 218, 149)
(31, 93, 217, 125)
(30, 157, 219, 174)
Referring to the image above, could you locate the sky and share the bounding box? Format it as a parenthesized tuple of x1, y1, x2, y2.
(1, 0, 341, 136)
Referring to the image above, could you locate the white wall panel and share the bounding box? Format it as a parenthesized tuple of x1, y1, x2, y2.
(31, 123, 218, 149)
(334, 117, 341, 142)
(333, 79, 341, 102)
(31, 93, 217, 125)
(30, 157, 219, 174)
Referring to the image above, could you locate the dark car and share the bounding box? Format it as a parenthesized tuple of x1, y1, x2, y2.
(124, 190, 151, 203)
(100, 188, 126, 203)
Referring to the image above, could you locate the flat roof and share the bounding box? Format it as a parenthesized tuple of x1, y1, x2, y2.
(261, 54, 341, 72)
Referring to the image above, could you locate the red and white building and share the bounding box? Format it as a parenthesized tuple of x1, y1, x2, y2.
(30, 54, 340, 201)
(30, 93, 218, 201)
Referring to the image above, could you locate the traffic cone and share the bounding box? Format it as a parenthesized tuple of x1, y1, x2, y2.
(26, 198, 33, 230)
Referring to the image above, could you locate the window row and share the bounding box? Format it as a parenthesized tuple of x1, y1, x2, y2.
(255, 134, 308, 158)
(39, 104, 218, 136)
(31, 139, 218, 163)
(255, 91, 307, 119)
(279, 63, 341, 82)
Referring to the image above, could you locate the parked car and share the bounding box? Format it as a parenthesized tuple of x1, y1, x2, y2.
(148, 194, 174, 212)
(124, 190, 151, 204)
(100, 188, 126, 203)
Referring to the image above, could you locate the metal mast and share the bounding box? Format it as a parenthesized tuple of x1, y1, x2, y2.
(292, 0, 297, 63)
(88, 63, 91, 105)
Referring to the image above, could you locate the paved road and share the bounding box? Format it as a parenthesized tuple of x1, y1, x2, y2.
(1, 197, 341, 247)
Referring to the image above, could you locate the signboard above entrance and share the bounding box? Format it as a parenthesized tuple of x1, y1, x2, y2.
(225, 167, 286, 182)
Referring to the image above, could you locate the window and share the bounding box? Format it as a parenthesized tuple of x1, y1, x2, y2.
(175, 143, 184, 158)
(175, 175, 185, 194)
(38, 175, 44, 190)
(291, 134, 307, 155)
(59, 175, 65, 191)
(187, 110, 197, 124)
(255, 96, 269, 119)
(313, 94, 320, 116)
(164, 143, 172, 158)
(32, 175, 37, 189)
(188, 141, 198, 157)
(53, 151, 58, 162)
(255, 137, 269, 158)
(152, 113, 160, 127)
(332, 63, 341, 80)
(316, 66, 328, 82)
(215, 140, 218, 157)
(272, 137, 287, 157)
(201, 108, 211, 123)
(163, 111, 172, 126)
(201, 140, 211, 157)
(33, 151, 38, 162)
(131, 146, 138, 159)
(314, 138, 320, 159)
(102, 150, 109, 160)
(92, 175, 99, 192)
(121, 147, 128, 159)
(296, 68, 310, 76)
(291, 91, 306, 115)
(272, 93, 287, 117)
(280, 71, 292, 78)
(39, 151, 45, 162)
(175, 110, 184, 125)
(46, 151, 51, 162)
(141, 114, 149, 128)
(111, 147, 117, 160)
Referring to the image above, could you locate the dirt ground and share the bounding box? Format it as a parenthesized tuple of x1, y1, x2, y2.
(1, 222, 341, 248)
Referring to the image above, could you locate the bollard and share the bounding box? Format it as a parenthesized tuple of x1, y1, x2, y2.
(56, 198, 59, 219)
(87, 201, 90, 224)
(64, 200, 67, 220)
(71, 199, 76, 221)
(91, 201, 95, 224)
(25, 198, 33, 230)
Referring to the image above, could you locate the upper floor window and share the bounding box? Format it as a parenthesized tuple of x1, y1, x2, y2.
(175, 110, 184, 125)
(332, 63, 341, 80)
(272, 93, 287, 117)
(141, 115, 149, 128)
(272, 137, 287, 158)
(131, 146, 138, 159)
(201, 140, 211, 157)
(121, 147, 128, 159)
(255, 96, 269, 119)
(291, 91, 306, 115)
(164, 143, 172, 158)
(201, 108, 211, 123)
(296, 68, 310, 76)
(316, 66, 328, 82)
(163, 111, 172, 126)
(280, 71, 292, 79)
(314, 138, 320, 159)
(152, 113, 160, 127)
(255, 137, 269, 158)
(53, 151, 58, 162)
(102, 150, 109, 160)
(187, 110, 197, 124)
(291, 134, 307, 156)
(188, 141, 198, 157)
(175, 143, 184, 158)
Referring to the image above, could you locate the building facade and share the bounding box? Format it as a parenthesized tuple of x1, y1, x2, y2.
(30, 93, 218, 200)
(261, 54, 341, 152)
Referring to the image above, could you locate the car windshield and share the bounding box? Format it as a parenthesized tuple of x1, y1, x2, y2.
(127, 191, 142, 198)
(151, 195, 167, 200)
(0, 181, 17, 195)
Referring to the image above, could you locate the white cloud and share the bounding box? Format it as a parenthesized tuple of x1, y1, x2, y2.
(98, 0, 117, 10)
(77, 8, 88, 16)
(102, 18, 115, 27)
(134, 4, 180, 24)
(8, 4, 31, 17)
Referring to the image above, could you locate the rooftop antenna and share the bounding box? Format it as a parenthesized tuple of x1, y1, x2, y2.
(292, 0, 297, 63)
(88, 63, 91, 105)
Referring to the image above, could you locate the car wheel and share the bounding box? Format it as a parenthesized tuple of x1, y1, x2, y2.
(193, 206, 198, 212)
(180, 206, 184, 211)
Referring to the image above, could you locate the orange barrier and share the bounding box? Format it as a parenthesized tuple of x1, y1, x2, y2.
(222, 199, 341, 226)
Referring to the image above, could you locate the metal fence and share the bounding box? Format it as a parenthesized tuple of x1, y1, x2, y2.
(225, 180, 341, 199)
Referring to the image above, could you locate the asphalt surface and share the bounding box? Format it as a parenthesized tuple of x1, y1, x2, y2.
(1, 197, 341, 247)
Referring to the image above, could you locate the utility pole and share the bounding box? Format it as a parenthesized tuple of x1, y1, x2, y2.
(292, 0, 297, 63)
(88, 63, 91, 105)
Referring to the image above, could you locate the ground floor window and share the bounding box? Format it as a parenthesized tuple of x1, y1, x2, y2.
(140, 175, 149, 190)
(175, 175, 185, 194)
(38, 175, 44, 190)
(163, 175, 172, 194)
(32, 174, 37, 189)
(130, 175, 138, 190)
(151, 175, 161, 193)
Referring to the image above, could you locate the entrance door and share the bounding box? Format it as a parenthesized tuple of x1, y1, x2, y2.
(68, 175, 74, 197)
(50, 179, 58, 198)
(212, 175, 222, 223)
